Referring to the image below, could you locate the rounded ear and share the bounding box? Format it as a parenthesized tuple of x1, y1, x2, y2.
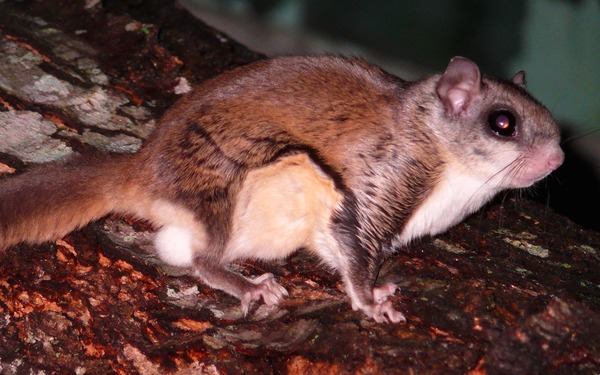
(436, 56, 481, 116)
(511, 70, 527, 87)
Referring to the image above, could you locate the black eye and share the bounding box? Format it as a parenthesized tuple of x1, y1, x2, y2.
(488, 109, 517, 137)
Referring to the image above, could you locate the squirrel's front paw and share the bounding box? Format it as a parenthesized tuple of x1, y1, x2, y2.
(358, 300, 406, 323)
(352, 284, 405, 323)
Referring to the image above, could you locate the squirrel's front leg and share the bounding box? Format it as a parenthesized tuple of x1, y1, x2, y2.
(330, 212, 405, 323)
(339, 253, 405, 323)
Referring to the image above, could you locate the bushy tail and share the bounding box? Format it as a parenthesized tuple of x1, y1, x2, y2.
(0, 153, 135, 250)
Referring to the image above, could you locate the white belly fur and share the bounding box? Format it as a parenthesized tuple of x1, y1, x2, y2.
(395, 165, 497, 246)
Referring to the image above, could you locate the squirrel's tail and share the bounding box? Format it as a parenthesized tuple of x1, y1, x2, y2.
(0, 153, 137, 250)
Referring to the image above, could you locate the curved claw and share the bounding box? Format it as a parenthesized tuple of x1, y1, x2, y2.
(352, 283, 405, 323)
(361, 300, 406, 323)
(240, 273, 289, 315)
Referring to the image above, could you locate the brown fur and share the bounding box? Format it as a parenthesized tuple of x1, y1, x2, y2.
(0, 154, 132, 248)
(0, 56, 563, 322)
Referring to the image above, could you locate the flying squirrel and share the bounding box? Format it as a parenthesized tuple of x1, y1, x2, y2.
(0, 55, 564, 323)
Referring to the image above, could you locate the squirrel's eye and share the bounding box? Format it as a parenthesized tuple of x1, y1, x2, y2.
(488, 109, 517, 137)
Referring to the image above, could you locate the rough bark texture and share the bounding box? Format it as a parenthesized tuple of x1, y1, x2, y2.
(0, 1, 599, 374)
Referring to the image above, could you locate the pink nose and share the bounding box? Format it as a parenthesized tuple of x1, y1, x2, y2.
(547, 150, 564, 171)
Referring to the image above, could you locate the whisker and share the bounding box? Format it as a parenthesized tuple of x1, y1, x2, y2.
(549, 172, 563, 187)
(461, 156, 524, 212)
(561, 128, 600, 145)
(498, 157, 526, 189)
(548, 93, 567, 114)
(497, 190, 512, 227)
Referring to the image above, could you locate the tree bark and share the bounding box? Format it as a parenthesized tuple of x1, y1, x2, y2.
(0, 1, 598, 374)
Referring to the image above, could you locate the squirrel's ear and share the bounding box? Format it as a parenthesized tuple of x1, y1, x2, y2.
(511, 70, 527, 87)
(436, 56, 481, 117)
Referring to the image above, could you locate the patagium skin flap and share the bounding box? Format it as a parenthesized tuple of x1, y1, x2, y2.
(0, 55, 563, 323)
